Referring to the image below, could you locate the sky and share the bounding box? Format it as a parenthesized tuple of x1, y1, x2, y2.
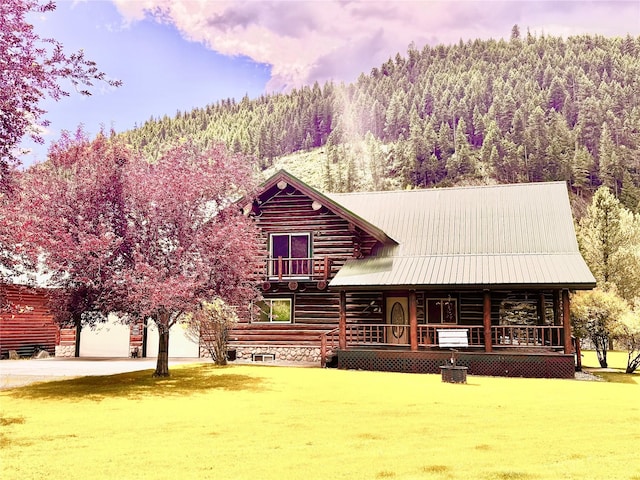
(19, 0, 640, 165)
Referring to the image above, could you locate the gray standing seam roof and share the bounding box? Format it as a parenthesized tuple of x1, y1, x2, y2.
(327, 182, 596, 289)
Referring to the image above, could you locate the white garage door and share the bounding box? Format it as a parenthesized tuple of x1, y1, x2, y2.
(79, 314, 130, 357)
(146, 320, 200, 358)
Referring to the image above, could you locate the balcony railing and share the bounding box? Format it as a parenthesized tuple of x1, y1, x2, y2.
(266, 256, 332, 281)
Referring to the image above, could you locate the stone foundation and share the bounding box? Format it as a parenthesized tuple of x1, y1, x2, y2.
(233, 346, 321, 363)
(55, 345, 75, 357)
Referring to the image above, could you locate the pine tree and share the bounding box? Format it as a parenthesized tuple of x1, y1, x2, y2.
(619, 171, 640, 213)
(578, 187, 640, 302)
(598, 122, 621, 194)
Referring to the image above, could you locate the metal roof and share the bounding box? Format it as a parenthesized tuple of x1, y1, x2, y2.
(328, 182, 596, 289)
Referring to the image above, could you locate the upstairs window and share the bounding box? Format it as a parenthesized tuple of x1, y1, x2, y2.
(270, 233, 310, 277)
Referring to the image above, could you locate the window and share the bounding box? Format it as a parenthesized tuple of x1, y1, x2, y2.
(254, 298, 292, 323)
(270, 233, 310, 278)
(252, 353, 275, 362)
(427, 298, 458, 324)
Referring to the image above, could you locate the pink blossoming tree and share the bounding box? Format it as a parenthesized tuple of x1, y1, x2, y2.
(20, 133, 259, 376)
(0, 0, 121, 193)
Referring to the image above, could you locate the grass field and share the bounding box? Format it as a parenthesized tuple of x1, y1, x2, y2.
(1, 361, 638, 480)
(581, 350, 639, 382)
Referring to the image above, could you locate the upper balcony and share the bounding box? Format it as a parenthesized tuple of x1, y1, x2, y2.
(265, 256, 333, 282)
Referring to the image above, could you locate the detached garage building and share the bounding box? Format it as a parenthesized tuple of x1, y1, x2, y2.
(1, 284, 199, 359)
(73, 317, 200, 359)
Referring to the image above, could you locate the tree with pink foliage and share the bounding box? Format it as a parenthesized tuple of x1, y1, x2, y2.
(0, 0, 121, 193)
(19, 130, 131, 351)
(119, 142, 259, 376)
(20, 133, 259, 376)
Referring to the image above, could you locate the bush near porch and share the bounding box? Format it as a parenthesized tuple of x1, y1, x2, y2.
(1, 364, 638, 480)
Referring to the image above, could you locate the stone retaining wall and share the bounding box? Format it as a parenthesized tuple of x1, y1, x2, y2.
(234, 346, 321, 363)
(55, 345, 75, 357)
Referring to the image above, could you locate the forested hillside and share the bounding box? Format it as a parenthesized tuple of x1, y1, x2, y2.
(120, 29, 640, 211)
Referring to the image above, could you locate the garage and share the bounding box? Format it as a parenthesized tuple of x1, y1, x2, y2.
(145, 319, 200, 358)
(79, 314, 131, 357)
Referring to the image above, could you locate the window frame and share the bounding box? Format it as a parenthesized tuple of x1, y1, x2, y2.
(252, 297, 293, 324)
(268, 232, 311, 279)
(426, 297, 458, 324)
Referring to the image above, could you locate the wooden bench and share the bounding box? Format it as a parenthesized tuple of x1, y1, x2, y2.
(437, 329, 469, 348)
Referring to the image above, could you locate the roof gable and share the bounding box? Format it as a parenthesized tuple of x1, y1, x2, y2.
(248, 170, 397, 245)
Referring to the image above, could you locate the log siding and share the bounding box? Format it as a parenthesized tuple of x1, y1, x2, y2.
(230, 182, 382, 352)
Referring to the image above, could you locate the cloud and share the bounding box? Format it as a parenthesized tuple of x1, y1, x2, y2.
(112, 0, 640, 92)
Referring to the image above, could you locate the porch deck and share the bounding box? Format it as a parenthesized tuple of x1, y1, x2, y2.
(334, 348, 576, 378)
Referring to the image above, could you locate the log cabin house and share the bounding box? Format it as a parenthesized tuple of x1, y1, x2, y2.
(232, 170, 596, 378)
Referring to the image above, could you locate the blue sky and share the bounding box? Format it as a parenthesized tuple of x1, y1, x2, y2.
(19, 0, 640, 165)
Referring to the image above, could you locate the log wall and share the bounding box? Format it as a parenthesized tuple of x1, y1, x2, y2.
(232, 183, 381, 349)
(252, 185, 380, 279)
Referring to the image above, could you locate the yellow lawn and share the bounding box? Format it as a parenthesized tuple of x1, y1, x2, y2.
(1, 363, 638, 480)
(581, 349, 633, 370)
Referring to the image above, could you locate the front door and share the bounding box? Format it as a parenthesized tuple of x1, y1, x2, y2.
(386, 296, 409, 344)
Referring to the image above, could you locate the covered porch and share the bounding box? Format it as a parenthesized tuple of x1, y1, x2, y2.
(320, 288, 579, 378)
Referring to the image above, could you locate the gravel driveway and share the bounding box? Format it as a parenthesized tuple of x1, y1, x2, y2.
(0, 357, 203, 390)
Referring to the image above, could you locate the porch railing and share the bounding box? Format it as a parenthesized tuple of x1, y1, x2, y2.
(418, 324, 485, 347)
(320, 323, 565, 357)
(266, 256, 333, 281)
(320, 324, 412, 367)
(492, 325, 564, 348)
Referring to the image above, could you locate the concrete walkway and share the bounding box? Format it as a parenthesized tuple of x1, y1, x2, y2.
(0, 357, 203, 390)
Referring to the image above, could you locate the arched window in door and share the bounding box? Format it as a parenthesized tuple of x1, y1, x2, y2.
(390, 301, 406, 338)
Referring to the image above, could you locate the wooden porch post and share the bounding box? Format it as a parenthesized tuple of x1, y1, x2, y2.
(553, 290, 561, 325)
(483, 290, 492, 352)
(320, 334, 327, 368)
(537, 292, 547, 347)
(537, 293, 546, 325)
(339, 290, 347, 350)
(562, 289, 572, 354)
(409, 290, 418, 351)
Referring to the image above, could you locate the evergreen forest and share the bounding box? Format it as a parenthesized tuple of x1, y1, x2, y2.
(119, 29, 640, 212)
